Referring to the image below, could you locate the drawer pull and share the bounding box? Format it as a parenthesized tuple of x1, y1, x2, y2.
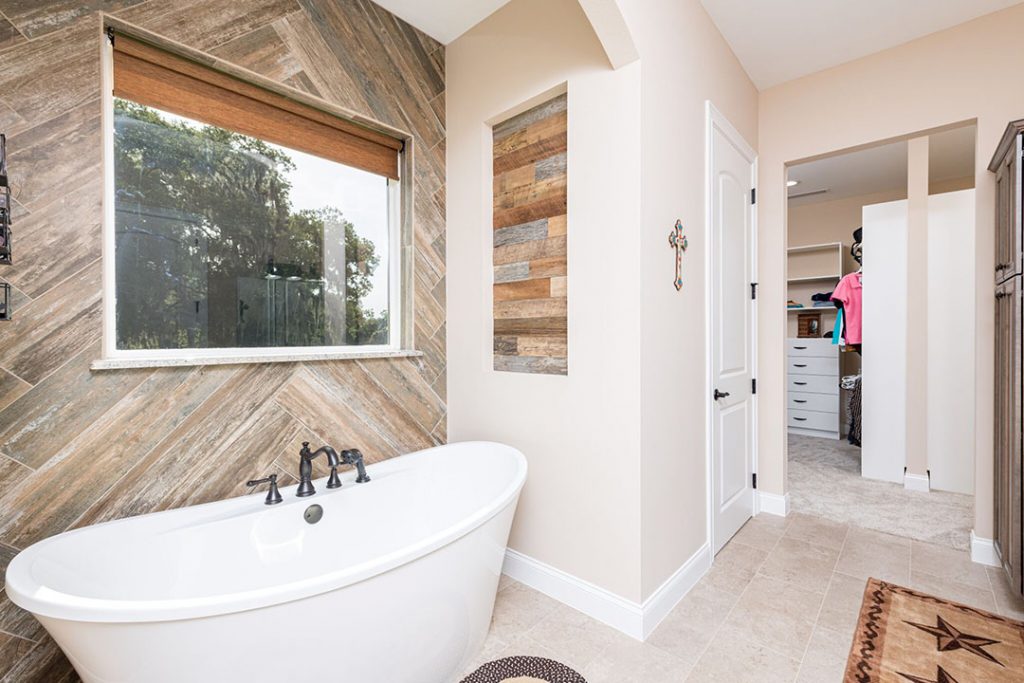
(794, 399, 807, 404)
(794, 381, 807, 386)
(793, 417, 807, 422)
(794, 346, 807, 350)
(793, 364, 807, 368)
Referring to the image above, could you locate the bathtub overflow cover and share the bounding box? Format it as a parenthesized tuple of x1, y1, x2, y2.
(304, 504, 323, 524)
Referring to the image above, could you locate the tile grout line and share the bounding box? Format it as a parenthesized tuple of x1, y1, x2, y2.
(0, 626, 35, 644)
(0, 10, 26, 44)
(793, 524, 852, 680)
(681, 522, 791, 677)
(353, 357, 445, 438)
(0, 451, 35, 475)
(57, 367, 242, 534)
(983, 564, 1002, 616)
(293, 367, 412, 458)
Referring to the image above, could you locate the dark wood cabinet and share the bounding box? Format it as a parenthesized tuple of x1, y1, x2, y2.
(990, 120, 1024, 596)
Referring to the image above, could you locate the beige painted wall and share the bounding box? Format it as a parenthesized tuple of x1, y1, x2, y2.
(614, 0, 758, 598)
(789, 188, 906, 249)
(758, 3, 1024, 538)
(447, 0, 757, 602)
(447, 0, 645, 601)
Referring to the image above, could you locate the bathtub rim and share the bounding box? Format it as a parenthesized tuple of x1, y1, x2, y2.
(5, 441, 526, 624)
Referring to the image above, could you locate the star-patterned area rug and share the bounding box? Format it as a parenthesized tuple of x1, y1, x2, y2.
(460, 656, 586, 682)
(845, 578, 1024, 682)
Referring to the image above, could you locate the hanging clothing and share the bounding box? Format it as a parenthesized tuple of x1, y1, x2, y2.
(831, 307, 845, 345)
(831, 272, 863, 344)
(845, 375, 862, 447)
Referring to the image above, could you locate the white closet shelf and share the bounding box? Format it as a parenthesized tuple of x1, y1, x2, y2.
(787, 307, 838, 313)
(786, 241, 844, 254)
(787, 274, 842, 283)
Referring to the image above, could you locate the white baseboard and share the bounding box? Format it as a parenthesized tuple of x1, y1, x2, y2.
(639, 542, 712, 638)
(757, 491, 790, 517)
(970, 530, 1000, 567)
(502, 544, 711, 641)
(903, 473, 930, 492)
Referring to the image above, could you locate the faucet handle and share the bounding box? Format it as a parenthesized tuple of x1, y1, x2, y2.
(246, 474, 283, 505)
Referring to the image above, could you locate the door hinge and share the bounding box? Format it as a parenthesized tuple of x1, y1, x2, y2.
(752, 378, 757, 394)
(750, 188, 756, 204)
(752, 473, 757, 489)
(750, 282, 758, 300)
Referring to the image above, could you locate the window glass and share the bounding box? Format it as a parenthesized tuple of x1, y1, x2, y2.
(113, 98, 393, 351)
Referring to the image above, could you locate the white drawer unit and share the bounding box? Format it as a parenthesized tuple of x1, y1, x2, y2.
(786, 338, 835, 357)
(786, 356, 839, 376)
(788, 391, 839, 414)
(787, 375, 839, 395)
(788, 409, 838, 432)
(786, 337, 841, 439)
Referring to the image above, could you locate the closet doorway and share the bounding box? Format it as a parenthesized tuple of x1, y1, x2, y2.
(783, 124, 977, 549)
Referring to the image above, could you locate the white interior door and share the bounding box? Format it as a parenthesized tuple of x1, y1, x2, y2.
(708, 104, 756, 554)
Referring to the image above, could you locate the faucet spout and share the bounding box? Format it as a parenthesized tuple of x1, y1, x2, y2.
(297, 442, 342, 496)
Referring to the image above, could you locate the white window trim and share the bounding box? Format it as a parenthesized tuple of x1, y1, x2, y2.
(97, 34, 414, 370)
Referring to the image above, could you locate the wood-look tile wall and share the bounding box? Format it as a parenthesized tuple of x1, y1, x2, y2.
(492, 93, 568, 375)
(0, 1, 446, 680)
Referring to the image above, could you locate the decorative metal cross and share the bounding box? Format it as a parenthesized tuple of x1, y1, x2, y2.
(668, 219, 688, 291)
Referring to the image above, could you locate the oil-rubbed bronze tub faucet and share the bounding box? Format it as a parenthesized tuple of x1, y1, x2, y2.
(246, 474, 283, 505)
(297, 442, 371, 497)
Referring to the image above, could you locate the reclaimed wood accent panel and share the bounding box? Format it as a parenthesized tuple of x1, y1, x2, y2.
(492, 93, 567, 376)
(0, 1, 446, 679)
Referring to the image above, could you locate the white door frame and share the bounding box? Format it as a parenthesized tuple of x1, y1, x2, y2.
(704, 101, 759, 556)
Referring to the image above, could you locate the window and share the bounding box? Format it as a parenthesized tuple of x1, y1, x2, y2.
(103, 30, 405, 362)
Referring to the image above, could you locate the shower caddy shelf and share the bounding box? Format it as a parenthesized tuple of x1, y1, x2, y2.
(0, 133, 12, 320)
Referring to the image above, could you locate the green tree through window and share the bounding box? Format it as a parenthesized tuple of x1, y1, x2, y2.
(113, 99, 389, 350)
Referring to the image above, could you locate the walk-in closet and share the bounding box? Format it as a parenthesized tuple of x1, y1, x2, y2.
(784, 125, 978, 547)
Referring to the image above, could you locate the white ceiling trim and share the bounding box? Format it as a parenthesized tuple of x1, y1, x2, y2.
(577, 0, 639, 69)
(372, 0, 638, 70)
(700, 0, 1024, 89)
(370, 0, 514, 44)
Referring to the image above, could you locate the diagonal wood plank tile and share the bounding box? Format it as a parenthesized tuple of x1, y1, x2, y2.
(0, 365, 234, 548)
(0, 341, 153, 468)
(209, 22, 305, 83)
(73, 363, 296, 526)
(0, 260, 103, 385)
(178, 401, 317, 507)
(303, 361, 436, 454)
(6, 99, 100, 213)
(0, 24, 97, 133)
(2, 178, 100, 299)
(0, 1, 144, 39)
(116, 0, 300, 52)
(0, 637, 74, 683)
(357, 357, 445, 435)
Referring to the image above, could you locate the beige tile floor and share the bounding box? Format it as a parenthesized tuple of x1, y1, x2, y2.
(460, 512, 1024, 683)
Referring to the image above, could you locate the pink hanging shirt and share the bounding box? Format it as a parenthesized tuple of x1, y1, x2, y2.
(830, 273, 863, 344)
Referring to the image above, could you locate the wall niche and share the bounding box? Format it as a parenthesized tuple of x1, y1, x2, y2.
(491, 92, 568, 375)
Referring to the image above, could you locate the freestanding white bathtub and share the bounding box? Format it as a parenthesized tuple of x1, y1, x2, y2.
(5, 441, 526, 683)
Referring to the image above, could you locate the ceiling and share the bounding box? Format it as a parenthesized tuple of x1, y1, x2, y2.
(371, 0, 513, 44)
(700, 0, 1024, 89)
(788, 125, 976, 206)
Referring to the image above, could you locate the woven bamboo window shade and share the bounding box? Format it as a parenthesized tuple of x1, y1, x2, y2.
(111, 31, 402, 180)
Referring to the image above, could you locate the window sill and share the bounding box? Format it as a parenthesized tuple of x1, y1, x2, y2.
(91, 349, 423, 371)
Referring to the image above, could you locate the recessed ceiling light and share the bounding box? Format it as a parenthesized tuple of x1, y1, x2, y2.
(787, 180, 800, 187)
